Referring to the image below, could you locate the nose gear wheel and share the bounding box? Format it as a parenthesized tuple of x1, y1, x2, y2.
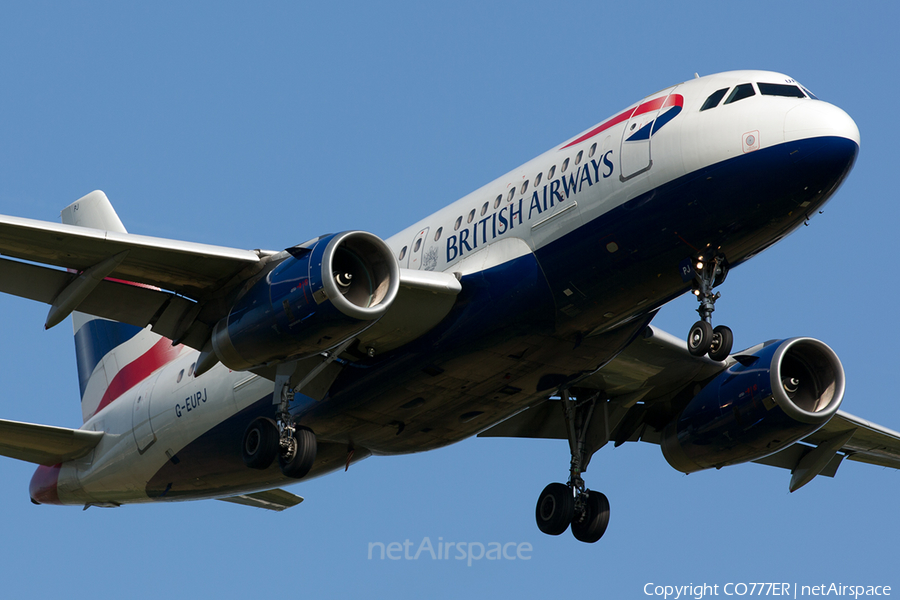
(685, 254, 733, 361)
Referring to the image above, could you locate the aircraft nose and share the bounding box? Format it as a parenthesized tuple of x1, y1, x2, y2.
(784, 100, 860, 148)
(29, 464, 63, 505)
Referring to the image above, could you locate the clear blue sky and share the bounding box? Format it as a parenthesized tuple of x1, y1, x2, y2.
(1, 2, 898, 598)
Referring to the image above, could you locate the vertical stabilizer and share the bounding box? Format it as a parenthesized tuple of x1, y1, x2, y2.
(61, 191, 178, 423)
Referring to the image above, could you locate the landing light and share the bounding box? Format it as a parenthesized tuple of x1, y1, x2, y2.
(696, 262, 704, 270)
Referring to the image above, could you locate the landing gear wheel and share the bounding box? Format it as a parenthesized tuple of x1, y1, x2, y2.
(242, 418, 279, 470)
(687, 321, 713, 356)
(278, 426, 317, 479)
(535, 482, 574, 536)
(708, 325, 734, 361)
(571, 491, 610, 543)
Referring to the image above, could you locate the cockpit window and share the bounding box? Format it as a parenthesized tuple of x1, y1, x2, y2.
(800, 85, 818, 100)
(758, 83, 806, 98)
(700, 88, 729, 111)
(723, 83, 755, 105)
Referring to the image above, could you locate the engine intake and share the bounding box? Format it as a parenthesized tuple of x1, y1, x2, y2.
(661, 337, 844, 473)
(212, 231, 400, 370)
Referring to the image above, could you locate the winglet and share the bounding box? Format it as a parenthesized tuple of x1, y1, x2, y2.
(61, 190, 128, 233)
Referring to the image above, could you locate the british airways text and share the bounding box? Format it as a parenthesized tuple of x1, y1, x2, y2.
(445, 151, 614, 262)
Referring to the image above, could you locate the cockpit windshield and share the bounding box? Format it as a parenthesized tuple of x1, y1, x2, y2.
(700, 80, 818, 113)
(723, 83, 756, 105)
(758, 83, 806, 98)
(800, 85, 819, 100)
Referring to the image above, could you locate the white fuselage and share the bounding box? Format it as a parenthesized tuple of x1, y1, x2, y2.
(36, 70, 860, 507)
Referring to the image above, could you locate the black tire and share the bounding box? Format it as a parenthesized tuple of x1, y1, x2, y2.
(242, 418, 279, 470)
(535, 482, 574, 536)
(708, 325, 734, 361)
(687, 320, 713, 356)
(279, 426, 317, 479)
(571, 491, 610, 543)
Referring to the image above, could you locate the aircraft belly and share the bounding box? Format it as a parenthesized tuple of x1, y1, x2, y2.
(292, 250, 654, 455)
(143, 395, 370, 500)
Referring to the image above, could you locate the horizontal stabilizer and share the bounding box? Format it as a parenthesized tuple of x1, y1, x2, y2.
(0, 419, 103, 465)
(217, 488, 304, 511)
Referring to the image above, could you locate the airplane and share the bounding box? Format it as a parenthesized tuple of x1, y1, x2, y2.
(1, 69, 897, 544)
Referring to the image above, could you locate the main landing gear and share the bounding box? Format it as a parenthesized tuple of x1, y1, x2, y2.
(686, 254, 733, 362)
(535, 389, 610, 543)
(241, 384, 317, 479)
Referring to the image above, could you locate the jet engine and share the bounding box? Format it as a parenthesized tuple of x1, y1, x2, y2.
(211, 231, 400, 370)
(661, 338, 844, 473)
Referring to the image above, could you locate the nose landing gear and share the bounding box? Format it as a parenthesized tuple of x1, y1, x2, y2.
(534, 389, 611, 544)
(686, 254, 733, 362)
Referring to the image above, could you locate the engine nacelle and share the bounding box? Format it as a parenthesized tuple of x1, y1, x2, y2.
(661, 337, 845, 473)
(211, 231, 400, 370)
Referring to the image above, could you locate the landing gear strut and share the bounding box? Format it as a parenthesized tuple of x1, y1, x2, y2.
(241, 340, 355, 478)
(273, 385, 316, 479)
(534, 389, 610, 543)
(241, 381, 317, 479)
(686, 254, 733, 362)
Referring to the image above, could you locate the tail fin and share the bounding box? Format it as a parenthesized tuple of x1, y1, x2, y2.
(62, 191, 178, 423)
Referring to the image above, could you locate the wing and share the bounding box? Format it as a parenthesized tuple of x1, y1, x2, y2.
(0, 192, 461, 354)
(0, 213, 264, 295)
(478, 325, 900, 490)
(0, 208, 268, 348)
(0, 419, 104, 465)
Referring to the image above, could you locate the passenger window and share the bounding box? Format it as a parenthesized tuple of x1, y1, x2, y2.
(434, 227, 442, 242)
(481, 202, 488, 216)
(575, 150, 583, 165)
(177, 369, 184, 384)
(507, 188, 515, 202)
(700, 87, 729, 111)
(494, 194, 502, 209)
(548, 165, 556, 179)
(758, 83, 806, 98)
(188, 362, 196, 377)
(589, 143, 596, 158)
(561, 158, 569, 172)
(724, 84, 755, 105)
(520, 180, 528, 195)
(414, 238, 422, 252)
(454, 217, 462, 231)
(399, 246, 407, 260)
(467, 209, 475, 224)
(534, 173, 542, 187)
